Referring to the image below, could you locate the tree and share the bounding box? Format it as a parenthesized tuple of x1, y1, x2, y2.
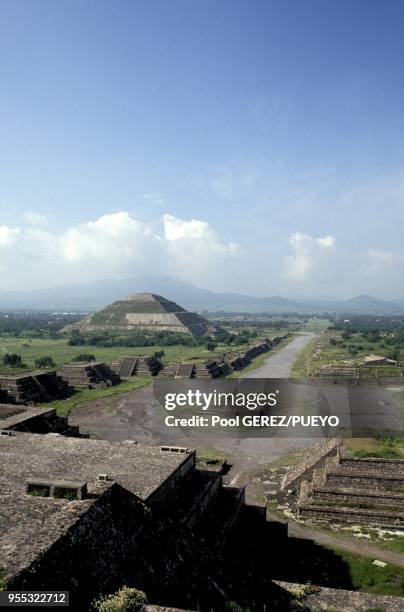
(34, 356, 56, 369)
(2, 353, 22, 367)
(206, 341, 217, 352)
(152, 350, 165, 360)
(68, 331, 86, 346)
(71, 354, 96, 363)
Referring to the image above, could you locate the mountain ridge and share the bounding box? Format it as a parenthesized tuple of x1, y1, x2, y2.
(0, 276, 403, 314)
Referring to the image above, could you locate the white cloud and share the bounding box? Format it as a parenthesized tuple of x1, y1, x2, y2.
(284, 232, 336, 281)
(0, 212, 240, 290)
(317, 235, 335, 248)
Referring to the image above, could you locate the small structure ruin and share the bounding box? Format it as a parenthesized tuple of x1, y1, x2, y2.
(281, 438, 404, 529)
(59, 362, 120, 389)
(0, 404, 83, 437)
(158, 360, 223, 379)
(0, 371, 70, 404)
(111, 355, 162, 377)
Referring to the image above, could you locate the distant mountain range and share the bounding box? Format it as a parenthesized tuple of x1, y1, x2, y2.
(0, 276, 403, 314)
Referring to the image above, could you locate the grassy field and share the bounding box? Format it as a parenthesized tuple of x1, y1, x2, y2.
(0, 328, 291, 413)
(0, 335, 244, 372)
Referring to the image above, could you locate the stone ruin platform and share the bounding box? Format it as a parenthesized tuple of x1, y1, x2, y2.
(111, 355, 162, 377)
(59, 362, 120, 389)
(0, 404, 82, 437)
(282, 438, 404, 528)
(158, 360, 223, 379)
(0, 370, 71, 404)
(0, 433, 280, 609)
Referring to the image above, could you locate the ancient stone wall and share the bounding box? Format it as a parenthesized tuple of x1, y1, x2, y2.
(282, 438, 342, 491)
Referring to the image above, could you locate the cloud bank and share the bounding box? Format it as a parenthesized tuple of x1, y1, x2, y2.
(0, 212, 239, 291)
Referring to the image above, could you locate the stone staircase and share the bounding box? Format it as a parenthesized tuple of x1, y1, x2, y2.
(111, 356, 162, 377)
(297, 450, 404, 527)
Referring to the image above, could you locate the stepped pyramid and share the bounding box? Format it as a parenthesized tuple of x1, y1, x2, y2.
(62, 292, 219, 337)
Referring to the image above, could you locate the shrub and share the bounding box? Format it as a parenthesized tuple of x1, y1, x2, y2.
(71, 354, 96, 363)
(2, 353, 22, 367)
(92, 587, 146, 612)
(34, 356, 56, 369)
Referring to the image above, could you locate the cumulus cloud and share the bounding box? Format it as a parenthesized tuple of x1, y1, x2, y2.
(284, 232, 336, 281)
(0, 211, 239, 290)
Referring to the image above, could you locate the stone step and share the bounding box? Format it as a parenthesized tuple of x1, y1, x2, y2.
(325, 470, 404, 492)
(299, 503, 404, 528)
(338, 457, 404, 476)
(312, 486, 404, 510)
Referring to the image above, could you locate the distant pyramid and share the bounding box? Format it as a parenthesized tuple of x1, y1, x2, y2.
(62, 293, 219, 337)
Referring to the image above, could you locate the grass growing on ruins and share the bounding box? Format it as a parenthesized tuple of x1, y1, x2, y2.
(196, 447, 228, 467)
(307, 329, 404, 378)
(41, 376, 151, 416)
(328, 546, 404, 596)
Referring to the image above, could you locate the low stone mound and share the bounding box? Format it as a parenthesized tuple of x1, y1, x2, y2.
(59, 362, 120, 389)
(0, 371, 71, 404)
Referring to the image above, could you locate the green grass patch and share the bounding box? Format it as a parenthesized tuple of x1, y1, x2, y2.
(42, 377, 151, 417)
(196, 447, 228, 467)
(328, 545, 404, 596)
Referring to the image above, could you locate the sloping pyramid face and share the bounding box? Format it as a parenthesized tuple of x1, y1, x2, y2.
(63, 293, 217, 337)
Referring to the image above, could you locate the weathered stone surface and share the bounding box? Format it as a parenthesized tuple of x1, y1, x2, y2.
(0, 371, 70, 404)
(0, 404, 81, 436)
(59, 362, 120, 389)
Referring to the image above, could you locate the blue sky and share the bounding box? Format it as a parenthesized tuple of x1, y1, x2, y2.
(1, 0, 404, 297)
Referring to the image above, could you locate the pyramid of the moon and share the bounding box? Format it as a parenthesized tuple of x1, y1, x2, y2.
(62, 293, 219, 337)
